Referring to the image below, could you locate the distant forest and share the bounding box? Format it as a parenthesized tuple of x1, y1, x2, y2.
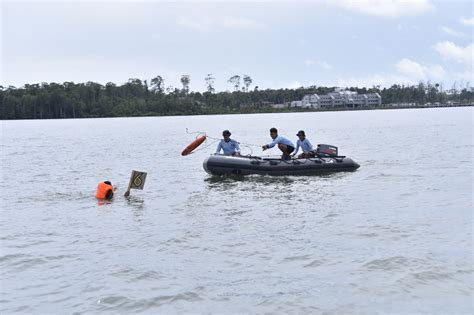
(1, 74, 473, 119)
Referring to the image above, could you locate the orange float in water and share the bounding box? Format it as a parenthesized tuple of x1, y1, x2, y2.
(181, 135, 206, 156)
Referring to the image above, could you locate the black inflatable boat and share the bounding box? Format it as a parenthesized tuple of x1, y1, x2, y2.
(203, 144, 360, 176)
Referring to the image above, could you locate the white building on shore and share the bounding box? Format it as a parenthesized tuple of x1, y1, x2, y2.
(291, 89, 382, 109)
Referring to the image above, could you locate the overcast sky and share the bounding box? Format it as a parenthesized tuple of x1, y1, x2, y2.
(1, 0, 473, 91)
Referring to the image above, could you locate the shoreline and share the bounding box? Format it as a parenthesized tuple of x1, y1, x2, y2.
(1, 104, 472, 121)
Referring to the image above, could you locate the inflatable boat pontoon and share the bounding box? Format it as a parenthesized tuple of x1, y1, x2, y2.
(203, 154, 360, 176)
(203, 144, 359, 176)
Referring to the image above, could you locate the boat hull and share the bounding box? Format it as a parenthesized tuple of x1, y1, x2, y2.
(203, 155, 360, 176)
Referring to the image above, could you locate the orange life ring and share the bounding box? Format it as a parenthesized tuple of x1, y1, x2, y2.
(181, 135, 206, 156)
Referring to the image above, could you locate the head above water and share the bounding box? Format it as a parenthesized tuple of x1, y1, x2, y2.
(105, 189, 114, 200)
(104, 181, 113, 200)
(270, 127, 278, 139)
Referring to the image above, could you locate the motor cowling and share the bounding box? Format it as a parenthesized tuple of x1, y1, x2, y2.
(316, 144, 338, 157)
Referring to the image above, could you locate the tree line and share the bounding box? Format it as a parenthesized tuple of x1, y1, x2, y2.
(1, 74, 472, 120)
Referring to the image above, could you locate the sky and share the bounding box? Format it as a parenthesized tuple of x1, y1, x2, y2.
(1, 0, 473, 92)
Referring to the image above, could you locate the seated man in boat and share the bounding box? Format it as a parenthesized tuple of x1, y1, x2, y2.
(262, 127, 295, 160)
(293, 130, 315, 159)
(215, 130, 241, 156)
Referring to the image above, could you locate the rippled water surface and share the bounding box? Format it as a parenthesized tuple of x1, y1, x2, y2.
(1, 108, 473, 314)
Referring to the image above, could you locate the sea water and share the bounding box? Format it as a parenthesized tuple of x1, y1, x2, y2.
(1, 107, 472, 313)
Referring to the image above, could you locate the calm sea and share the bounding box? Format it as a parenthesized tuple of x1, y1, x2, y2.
(1, 108, 472, 314)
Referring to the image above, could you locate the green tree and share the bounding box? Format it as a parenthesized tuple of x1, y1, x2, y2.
(180, 75, 190, 94)
(243, 75, 252, 92)
(228, 75, 240, 91)
(205, 73, 215, 93)
(151, 75, 165, 94)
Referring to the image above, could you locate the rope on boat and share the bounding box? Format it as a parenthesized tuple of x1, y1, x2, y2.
(185, 128, 206, 137)
(186, 128, 261, 148)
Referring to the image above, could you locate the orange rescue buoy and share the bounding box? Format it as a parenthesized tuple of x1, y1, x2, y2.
(181, 135, 206, 156)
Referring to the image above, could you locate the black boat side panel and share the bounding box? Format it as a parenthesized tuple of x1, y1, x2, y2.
(203, 155, 360, 176)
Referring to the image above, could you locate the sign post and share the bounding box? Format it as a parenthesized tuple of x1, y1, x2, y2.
(124, 170, 147, 197)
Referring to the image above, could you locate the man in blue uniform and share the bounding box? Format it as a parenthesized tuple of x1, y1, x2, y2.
(215, 130, 241, 156)
(293, 130, 315, 159)
(262, 127, 295, 160)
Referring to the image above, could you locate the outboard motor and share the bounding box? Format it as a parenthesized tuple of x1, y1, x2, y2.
(316, 144, 338, 157)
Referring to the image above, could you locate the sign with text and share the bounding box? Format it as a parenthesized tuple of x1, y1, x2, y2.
(129, 170, 147, 190)
(124, 170, 147, 197)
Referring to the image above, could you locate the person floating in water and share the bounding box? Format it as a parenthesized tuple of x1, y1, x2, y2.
(215, 130, 241, 156)
(293, 130, 315, 159)
(262, 127, 295, 160)
(95, 181, 114, 200)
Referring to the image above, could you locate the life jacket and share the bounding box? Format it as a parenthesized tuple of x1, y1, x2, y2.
(95, 182, 113, 200)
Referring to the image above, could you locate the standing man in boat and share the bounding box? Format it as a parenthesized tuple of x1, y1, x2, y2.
(292, 130, 315, 159)
(262, 127, 295, 160)
(215, 130, 241, 156)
